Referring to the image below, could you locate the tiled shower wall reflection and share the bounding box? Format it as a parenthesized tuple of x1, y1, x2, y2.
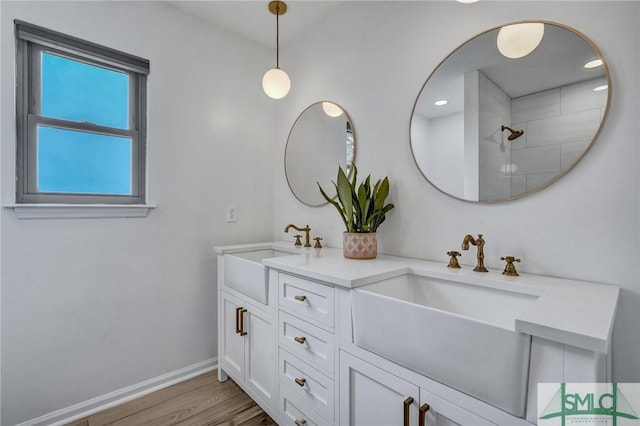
(509, 77, 607, 197)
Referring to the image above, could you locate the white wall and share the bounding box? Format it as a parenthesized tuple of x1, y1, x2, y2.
(0, 1, 3, 422)
(1, 1, 276, 424)
(272, 1, 640, 384)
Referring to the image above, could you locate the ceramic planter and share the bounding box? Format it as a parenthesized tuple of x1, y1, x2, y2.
(343, 232, 377, 259)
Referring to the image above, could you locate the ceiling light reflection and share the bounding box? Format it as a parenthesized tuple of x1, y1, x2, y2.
(584, 59, 603, 69)
(497, 23, 545, 59)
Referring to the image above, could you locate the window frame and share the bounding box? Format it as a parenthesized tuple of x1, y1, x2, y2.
(15, 20, 149, 205)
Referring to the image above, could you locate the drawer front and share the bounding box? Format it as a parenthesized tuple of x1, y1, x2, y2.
(279, 385, 332, 426)
(279, 273, 334, 328)
(280, 311, 335, 376)
(279, 348, 334, 421)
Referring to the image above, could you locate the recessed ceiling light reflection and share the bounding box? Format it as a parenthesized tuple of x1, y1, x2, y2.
(434, 99, 448, 106)
(457, 0, 479, 3)
(593, 85, 608, 92)
(584, 59, 603, 69)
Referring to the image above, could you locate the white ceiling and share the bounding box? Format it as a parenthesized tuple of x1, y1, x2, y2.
(166, 1, 346, 48)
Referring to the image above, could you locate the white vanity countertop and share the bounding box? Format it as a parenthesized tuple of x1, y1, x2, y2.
(216, 241, 619, 354)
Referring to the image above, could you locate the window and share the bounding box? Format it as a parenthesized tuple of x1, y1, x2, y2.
(15, 20, 149, 204)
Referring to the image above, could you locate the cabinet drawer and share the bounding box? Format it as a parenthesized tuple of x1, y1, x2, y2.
(279, 273, 334, 328)
(279, 348, 334, 421)
(280, 311, 335, 376)
(279, 385, 332, 426)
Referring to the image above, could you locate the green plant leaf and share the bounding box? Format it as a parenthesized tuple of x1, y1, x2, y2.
(317, 163, 394, 234)
(370, 203, 395, 231)
(336, 166, 354, 232)
(357, 183, 367, 225)
(373, 177, 389, 211)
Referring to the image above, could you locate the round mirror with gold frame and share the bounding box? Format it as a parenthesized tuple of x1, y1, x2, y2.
(285, 101, 355, 206)
(410, 21, 610, 203)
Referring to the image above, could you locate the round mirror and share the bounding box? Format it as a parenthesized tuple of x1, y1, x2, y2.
(410, 21, 610, 202)
(285, 101, 355, 206)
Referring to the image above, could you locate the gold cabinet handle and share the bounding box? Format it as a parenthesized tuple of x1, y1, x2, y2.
(238, 308, 247, 336)
(294, 420, 307, 426)
(294, 377, 306, 387)
(235, 307, 242, 334)
(419, 403, 430, 426)
(294, 295, 307, 302)
(294, 336, 307, 344)
(403, 396, 414, 426)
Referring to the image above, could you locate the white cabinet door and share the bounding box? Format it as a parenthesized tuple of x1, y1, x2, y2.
(339, 351, 420, 426)
(220, 290, 276, 412)
(221, 292, 244, 379)
(245, 304, 276, 409)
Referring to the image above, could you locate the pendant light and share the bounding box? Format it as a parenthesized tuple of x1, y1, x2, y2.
(262, 1, 290, 99)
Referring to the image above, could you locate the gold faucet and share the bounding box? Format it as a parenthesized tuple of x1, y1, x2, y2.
(284, 224, 311, 248)
(461, 234, 488, 272)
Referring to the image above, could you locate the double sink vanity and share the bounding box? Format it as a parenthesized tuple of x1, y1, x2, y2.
(216, 242, 619, 426)
(217, 14, 617, 426)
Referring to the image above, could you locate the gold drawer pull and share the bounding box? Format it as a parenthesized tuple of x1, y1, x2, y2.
(294, 295, 307, 302)
(294, 377, 307, 387)
(294, 336, 307, 344)
(295, 420, 307, 426)
(403, 396, 414, 426)
(235, 307, 242, 334)
(419, 403, 430, 426)
(238, 308, 247, 336)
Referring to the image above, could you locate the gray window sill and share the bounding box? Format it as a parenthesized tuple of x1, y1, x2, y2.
(4, 203, 155, 219)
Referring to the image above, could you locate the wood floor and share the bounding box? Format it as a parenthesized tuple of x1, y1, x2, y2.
(65, 370, 277, 426)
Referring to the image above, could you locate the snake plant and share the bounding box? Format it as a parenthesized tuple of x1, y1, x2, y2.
(318, 164, 394, 233)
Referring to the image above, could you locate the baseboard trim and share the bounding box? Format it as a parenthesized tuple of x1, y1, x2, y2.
(15, 357, 218, 426)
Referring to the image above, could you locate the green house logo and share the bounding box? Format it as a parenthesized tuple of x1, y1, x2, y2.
(539, 383, 640, 425)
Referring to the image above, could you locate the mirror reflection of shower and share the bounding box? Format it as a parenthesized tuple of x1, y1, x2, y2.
(501, 125, 525, 141)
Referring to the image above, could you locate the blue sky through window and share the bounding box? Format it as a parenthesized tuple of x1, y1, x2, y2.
(38, 52, 132, 195)
(37, 126, 132, 195)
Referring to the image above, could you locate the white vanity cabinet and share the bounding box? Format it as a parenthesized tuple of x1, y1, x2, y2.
(216, 243, 619, 426)
(219, 290, 277, 413)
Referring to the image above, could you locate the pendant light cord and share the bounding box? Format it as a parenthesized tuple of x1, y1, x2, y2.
(276, 5, 280, 69)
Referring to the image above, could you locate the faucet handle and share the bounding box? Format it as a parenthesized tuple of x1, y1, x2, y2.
(313, 237, 323, 249)
(446, 251, 461, 269)
(293, 235, 302, 247)
(500, 256, 521, 276)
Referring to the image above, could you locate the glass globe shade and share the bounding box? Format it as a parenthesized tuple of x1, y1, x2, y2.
(262, 68, 290, 99)
(322, 102, 344, 117)
(497, 23, 545, 59)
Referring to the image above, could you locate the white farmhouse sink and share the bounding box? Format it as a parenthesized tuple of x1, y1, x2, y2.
(351, 273, 538, 417)
(223, 248, 297, 304)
